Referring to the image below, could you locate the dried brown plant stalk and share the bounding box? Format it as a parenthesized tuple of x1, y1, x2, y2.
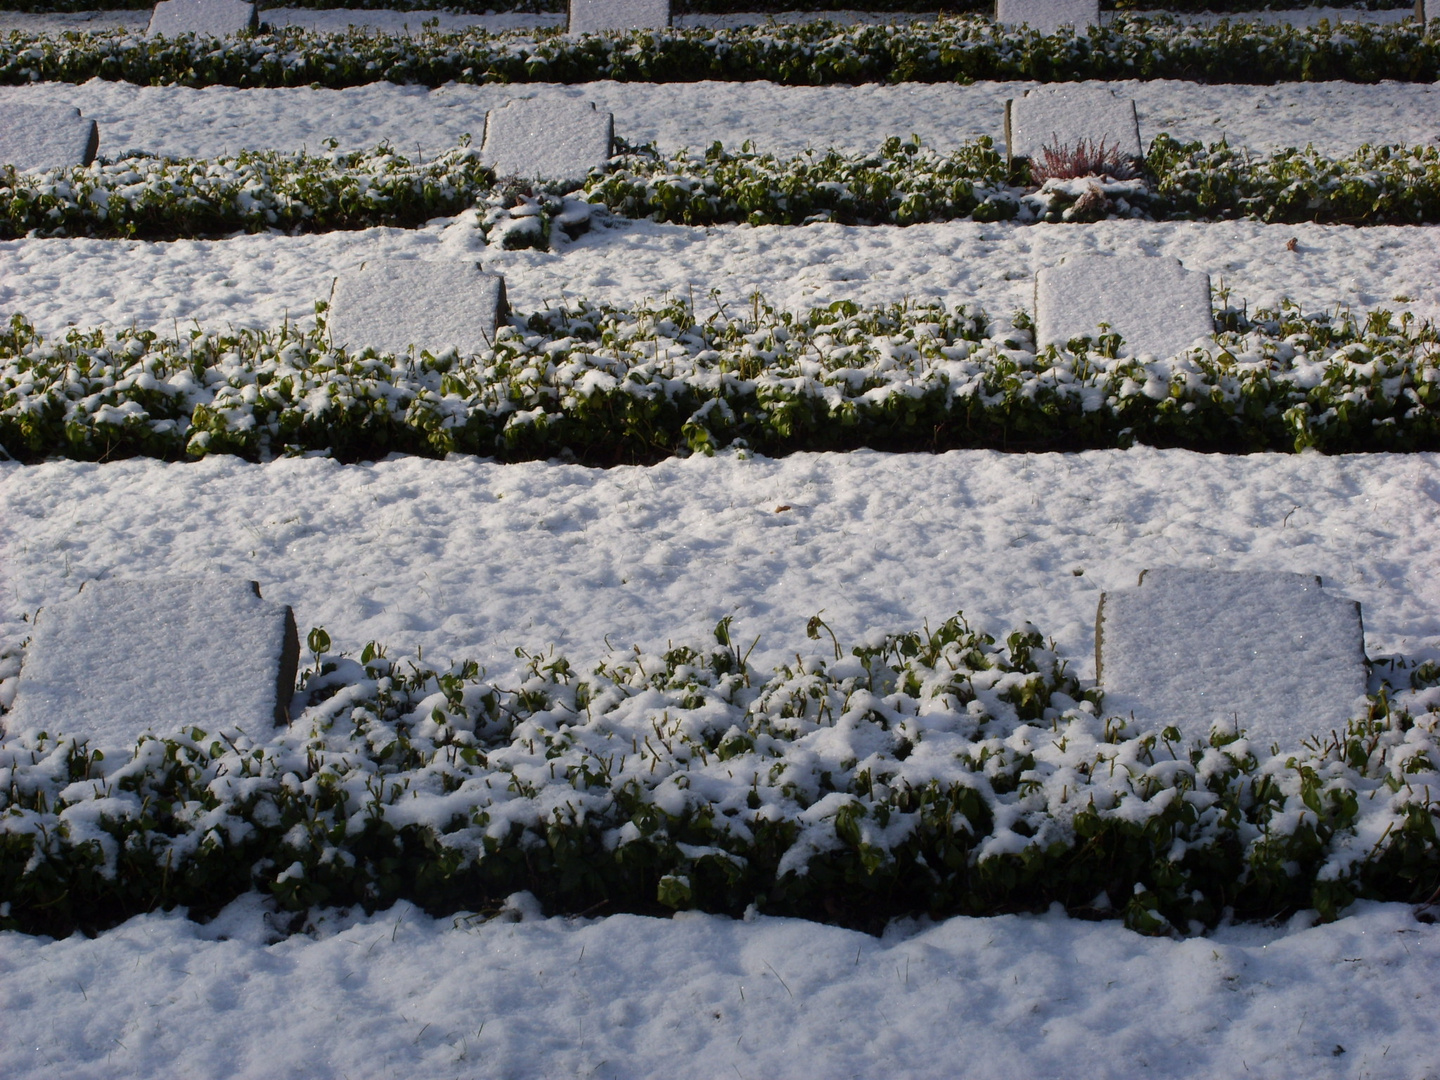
(1030, 137, 1142, 184)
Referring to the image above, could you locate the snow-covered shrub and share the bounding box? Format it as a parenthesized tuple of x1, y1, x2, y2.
(1, 610, 1437, 938)
(0, 16, 1436, 91)
(2, 293, 1439, 465)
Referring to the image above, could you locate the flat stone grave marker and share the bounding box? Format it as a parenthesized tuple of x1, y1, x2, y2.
(481, 99, 614, 185)
(147, 0, 258, 37)
(996, 0, 1098, 35)
(1005, 85, 1141, 168)
(1096, 569, 1368, 750)
(328, 260, 509, 358)
(0, 105, 99, 172)
(568, 0, 670, 34)
(4, 579, 299, 752)
(1034, 254, 1213, 359)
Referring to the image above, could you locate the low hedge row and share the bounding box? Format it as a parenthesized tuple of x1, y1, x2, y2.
(0, 0, 1413, 16)
(1, 293, 1438, 465)
(11, 135, 1440, 242)
(2, 611, 1437, 939)
(0, 15, 1437, 89)
(1, 142, 501, 240)
(599, 135, 1440, 227)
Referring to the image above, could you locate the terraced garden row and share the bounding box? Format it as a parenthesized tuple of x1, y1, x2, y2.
(2, 4, 1438, 941)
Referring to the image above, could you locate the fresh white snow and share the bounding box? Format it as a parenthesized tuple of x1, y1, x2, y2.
(3, 217, 1436, 338)
(2, 10, 1439, 1078)
(3, 448, 1438, 689)
(3, 77, 1438, 161)
(5, 894, 1436, 1080)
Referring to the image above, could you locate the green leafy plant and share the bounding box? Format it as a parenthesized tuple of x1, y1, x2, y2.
(1, 609, 1436, 939)
(1, 292, 1438, 465)
(0, 16, 1437, 91)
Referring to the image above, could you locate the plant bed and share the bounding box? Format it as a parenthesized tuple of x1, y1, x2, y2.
(1, 293, 1438, 464)
(1, 609, 1437, 939)
(11, 135, 1440, 242)
(0, 16, 1437, 89)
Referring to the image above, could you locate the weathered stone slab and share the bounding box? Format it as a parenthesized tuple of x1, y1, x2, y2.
(1034, 254, 1213, 359)
(1097, 569, 1368, 750)
(568, 0, 670, 34)
(1005, 85, 1142, 166)
(996, 0, 1098, 35)
(4, 579, 299, 751)
(481, 99, 614, 185)
(328, 260, 509, 358)
(147, 0, 258, 37)
(0, 104, 99, 172)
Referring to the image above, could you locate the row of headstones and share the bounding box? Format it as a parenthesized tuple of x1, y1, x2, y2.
(4, 79, 1139, 197)
(568, 0, 1104, 35)
(323, 249, 1213, 363)
(4, 79, 1208, 357)
(0, 95, 613, 182)
(141, 0, 1087, 38)
(0, 570, 1368, 755)
(138, 0, 1439, 39)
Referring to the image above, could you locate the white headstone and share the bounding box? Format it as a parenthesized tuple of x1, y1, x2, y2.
(481, 99, 614, 185)
(1005, 85, 1142, 165)
(996, 0, 1098, 35)
(147, 0, 258, 37)
(1034, 254, 1213, 359)
(0, 105, 99, 172)
(568, 0, 670, 34)
(329, 261, 508, 358)
(1097, 569, 1368, 750)
(4, 579, 299, 752)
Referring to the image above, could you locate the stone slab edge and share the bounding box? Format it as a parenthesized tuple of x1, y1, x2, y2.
(1, 579, 300, 740)
(270, 585, 301, 726)
(1094, 569, 1367, 689)
(567, 0, 671, 33)
(146, 0, 260, 37)
(1002, 96, 1140, 173)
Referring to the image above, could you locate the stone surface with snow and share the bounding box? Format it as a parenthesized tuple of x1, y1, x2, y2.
(4, 578, 298, 750)
(146, 0, 257, 37)
(1097, 569, 1368, 749)
(1006, 84, 1142, 164)
(568, 0, 669, 34)
(481, 98, 613, 184)
(996, 0, 1098, 35)
(328, 260, 508, 358)
(0, 103, 98, 171)
(1034, 253, 1213, 358)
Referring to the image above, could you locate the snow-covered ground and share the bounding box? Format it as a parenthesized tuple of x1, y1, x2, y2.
(3, 894, 1437, 1080)
(4, 217, 1437, 337)
(3, 9, 1440, 1079)
(4, 448, 1440, 686)
(5, 76, 1437, 160)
